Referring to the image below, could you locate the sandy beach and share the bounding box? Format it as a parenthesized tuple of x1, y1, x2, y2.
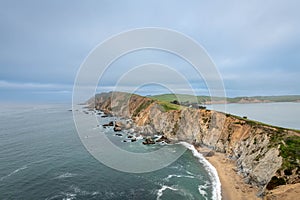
(196, 146, 300, 200)
(196, 146, 261, 200)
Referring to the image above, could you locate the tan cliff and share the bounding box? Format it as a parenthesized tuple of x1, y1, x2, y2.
(88, 92, 300, 196)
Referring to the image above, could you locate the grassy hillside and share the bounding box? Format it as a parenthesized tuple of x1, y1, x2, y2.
(150, 94, 300, 104)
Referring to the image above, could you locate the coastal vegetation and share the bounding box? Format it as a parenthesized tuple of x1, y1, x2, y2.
(150, 93, 300, 104)
(89, 91, 300, 196)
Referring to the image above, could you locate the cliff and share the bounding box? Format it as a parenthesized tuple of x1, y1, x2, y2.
(88, 92, 300, 195)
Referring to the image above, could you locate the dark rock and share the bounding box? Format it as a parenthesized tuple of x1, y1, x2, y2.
(205, 151, 215, 157)
(102, 121, 114, 127)
(156, 135, 170, 143)
(115, 133, 122, 136)
(108, 121, 114, 126)
(131, 138, 137, 142)
(143, 137, 155, 145)
(101, 115, 108, 118)
(114, 126, 122, 132)
(127, 135, 133, 139)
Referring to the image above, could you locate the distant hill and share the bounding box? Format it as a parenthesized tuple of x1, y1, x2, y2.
(150, 94, 300, 104)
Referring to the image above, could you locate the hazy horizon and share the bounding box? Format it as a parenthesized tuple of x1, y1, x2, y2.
(1, 1, 300, 103)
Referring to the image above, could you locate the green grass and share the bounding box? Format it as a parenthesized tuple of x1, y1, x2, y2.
(150, 93, 300, 104)
(279, 136, 300, 170)
(158, 101, 181, 112)
(150, 94, 201, 103)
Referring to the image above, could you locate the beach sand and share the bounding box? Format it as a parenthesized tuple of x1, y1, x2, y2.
(196, 146, 300, 200)
(196, 146, 261, 200)
(264, 183, 300, 200)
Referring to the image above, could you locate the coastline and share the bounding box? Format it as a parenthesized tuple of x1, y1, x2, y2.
(89, 92, 300, 199)
(194, 146, 261, 200)
(195, 145, 300, 200)
(180, 142, 222, 200)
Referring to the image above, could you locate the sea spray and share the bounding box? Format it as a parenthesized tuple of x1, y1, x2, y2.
(179, 142, 222, 200)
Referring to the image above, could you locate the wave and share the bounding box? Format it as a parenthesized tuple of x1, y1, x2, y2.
(45, 193, 77, 200)
(156, 185, 178, 200)
(46, 185, 99, 200)
(69, 185, 99, 196)
(0, 158, 52, 182)
(179, 142, 222, 200)
(198, 182, 210, 200)
(0, 164, 28, 181)
(163, 174, 195, 181)
(54, 172, 77, 179)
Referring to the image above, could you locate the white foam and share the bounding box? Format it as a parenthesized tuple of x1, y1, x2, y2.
(62, 192, 76, 200)
(179, 142, 222, 200)
(156, 185, 178, 200)
(55, 172, 77, 179)
(135, 135, 143, 140)
(164, 174, 195, 181)
(70, 185, 99, 196)
(0, 165, 28, 181)
(198, 182, 209, 200)
(186, 170, 194, 176)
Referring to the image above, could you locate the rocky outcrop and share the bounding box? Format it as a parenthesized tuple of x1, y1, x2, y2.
(88, 92, 300, 195)
(142, 137, 156, 145)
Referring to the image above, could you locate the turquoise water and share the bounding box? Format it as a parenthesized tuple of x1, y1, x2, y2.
(0, 104, 215, 200)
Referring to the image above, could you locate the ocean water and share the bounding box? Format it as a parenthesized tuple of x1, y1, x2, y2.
(0, 104, 217, 200)
(207, 102, 300, 130)
(2, 102, 298, 200)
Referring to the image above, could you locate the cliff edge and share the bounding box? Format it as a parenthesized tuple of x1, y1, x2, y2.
(88, 92, 300, 196)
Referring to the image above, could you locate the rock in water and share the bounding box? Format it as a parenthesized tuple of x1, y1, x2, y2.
(142, 137, 155, 145)
(114, 126, 122, 132)
(156, 135, 170, 143)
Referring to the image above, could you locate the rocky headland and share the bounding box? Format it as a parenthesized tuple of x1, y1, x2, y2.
(87, 92, 300, 199)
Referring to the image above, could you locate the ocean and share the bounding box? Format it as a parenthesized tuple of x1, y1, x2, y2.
(1, 102, 299, 200)
(0, 104, 217, 200)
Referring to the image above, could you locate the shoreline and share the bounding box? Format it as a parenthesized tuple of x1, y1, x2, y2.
(195, 145, 300, 200)
(194, 146, 261, 200)
(180, 142, 222, 200)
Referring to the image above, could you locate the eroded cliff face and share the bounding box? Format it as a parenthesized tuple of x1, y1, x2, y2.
(88, 92, 300, 194)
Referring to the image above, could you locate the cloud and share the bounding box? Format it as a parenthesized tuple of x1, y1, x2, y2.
(0, 0, 299, 101)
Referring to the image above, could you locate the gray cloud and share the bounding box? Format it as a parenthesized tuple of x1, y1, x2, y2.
(0, 0, 299, 102)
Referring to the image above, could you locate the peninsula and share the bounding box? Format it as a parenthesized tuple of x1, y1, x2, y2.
(87, 92, 300, 199)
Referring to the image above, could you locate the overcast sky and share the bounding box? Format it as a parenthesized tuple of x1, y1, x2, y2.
(1, 0, 300, 103)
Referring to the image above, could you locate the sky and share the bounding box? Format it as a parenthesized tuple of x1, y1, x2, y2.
(1, 0, 300, 103)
